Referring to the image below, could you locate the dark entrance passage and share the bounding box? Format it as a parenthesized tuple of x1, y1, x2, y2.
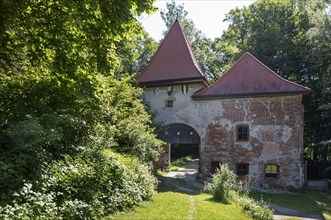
(154, 123, 200, 170)
(162, 123, 200, 168)
(171, 143, 199, 160)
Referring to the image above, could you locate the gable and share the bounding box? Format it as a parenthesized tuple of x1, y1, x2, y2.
(137, 19, 208, 86)
(192, 53, 311, 99)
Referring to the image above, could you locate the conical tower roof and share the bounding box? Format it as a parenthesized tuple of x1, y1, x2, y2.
(192, 52, 311, 99)
(138, 19, 209, 86)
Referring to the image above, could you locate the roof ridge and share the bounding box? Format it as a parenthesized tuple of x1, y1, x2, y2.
(137, 19, 209, 85)
(137, 21, 176, 79)
(246, 52, 311, 91)
(176, 20, 207, 80)
(192, 52, 311, 98)
(193, 52, 249, 96)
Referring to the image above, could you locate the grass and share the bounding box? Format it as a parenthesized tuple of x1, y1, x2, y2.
(250, 190, 331, 220)
(170, 156, 195, 171)
(194, 193, 249, 220)
(107, 192, 251, 220)
(106, 180, 251, 220)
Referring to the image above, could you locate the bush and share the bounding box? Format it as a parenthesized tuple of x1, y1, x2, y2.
(204, 163, 273, 219)
(204, 164, 236, 203)
(235, 196, 273, 220)
(0, 150, 158, 219)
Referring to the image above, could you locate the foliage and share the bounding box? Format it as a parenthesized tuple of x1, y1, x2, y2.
(204, 164, 274, 219)
(0, 0, 163, 219)
(235, 195, 273, 220)
(250, 190, 331, 219)
(305, 5, 331, 163)
(204, 164, 236, 203)
(0, 150, 158, 219)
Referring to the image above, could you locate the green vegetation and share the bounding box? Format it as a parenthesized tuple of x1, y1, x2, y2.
(107, 186, 251, 220)
(250, 190, 331, 220)
(0, 150, 158, 219)
(204, 164, 273, 220)
(0, 0, 162, 219)
(170, 155, 195, 171)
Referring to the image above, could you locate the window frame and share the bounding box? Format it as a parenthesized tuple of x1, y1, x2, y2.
(236, 163, 249, 176)
(237, 125, 249, 141)
(265, 164, 279, 178)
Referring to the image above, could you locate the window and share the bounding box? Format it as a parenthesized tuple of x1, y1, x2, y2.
(237, 125, 249, 141)
(166, 100, 173, 108)
(236, 163, 249, 176)
(211, 161, 221, 174)
(265, 164, 278, 178)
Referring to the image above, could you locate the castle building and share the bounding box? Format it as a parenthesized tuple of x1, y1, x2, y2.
(138, 19, 311, 187)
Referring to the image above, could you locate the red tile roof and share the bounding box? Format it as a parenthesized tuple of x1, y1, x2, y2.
(138, 19, 209, 86)
(192, 52, 311, 99)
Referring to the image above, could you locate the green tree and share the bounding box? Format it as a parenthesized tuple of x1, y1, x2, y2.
(115, 29, 158, 76)
(222, 0, 312, 80)
(305, 5, 331, 163)
(0, 0, 163, 213)
(0, 0, 161, 158)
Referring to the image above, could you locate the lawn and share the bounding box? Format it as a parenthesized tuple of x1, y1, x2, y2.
(107, 192, 251, 220)
(250, 190, 331, 220)
(106, 180, 251, 220)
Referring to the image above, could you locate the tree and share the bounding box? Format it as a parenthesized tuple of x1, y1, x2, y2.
(305, 5, 331, 163)
(115, 29, 158, 76)
(0, 1, 163, 215)
(222, 0, 313, 81)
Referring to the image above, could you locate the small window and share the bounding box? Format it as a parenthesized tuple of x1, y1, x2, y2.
(211, 161, 221, 174)
(237, 125, 249, 141)
(166, 100, 173, 108)
(265, 164, 278, 178)
(236, 163, 249, 176)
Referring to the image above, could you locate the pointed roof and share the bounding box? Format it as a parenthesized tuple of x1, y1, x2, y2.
(138, 19, 209, 86)
(192, 52, 311, 99)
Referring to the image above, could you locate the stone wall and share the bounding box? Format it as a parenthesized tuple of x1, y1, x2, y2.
(143, 83, 305, 187)
(202, 96, 305, 188)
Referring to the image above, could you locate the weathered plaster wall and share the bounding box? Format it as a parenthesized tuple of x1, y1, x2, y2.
(203, 96, 305, 188)
(143, 83, 305, 187)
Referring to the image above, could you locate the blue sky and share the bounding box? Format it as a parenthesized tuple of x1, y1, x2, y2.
(140, 0, 255, 41)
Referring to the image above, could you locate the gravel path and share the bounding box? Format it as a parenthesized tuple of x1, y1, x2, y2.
(161, 160, 324, 220)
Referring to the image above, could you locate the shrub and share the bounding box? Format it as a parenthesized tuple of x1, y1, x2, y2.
(203, 164, 236, 203)
(204, 163, 274, 219)
(235, 196, 273, 220)
(0, 150, 158, 219)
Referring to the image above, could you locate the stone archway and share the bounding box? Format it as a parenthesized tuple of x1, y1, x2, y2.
(154, 123, 201, 171)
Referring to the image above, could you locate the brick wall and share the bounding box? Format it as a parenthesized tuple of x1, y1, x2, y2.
(144, 83, 305, 188)
(201, 95, 304, 188)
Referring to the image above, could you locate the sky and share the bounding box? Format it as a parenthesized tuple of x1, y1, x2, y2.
(139, 0, 256, 41)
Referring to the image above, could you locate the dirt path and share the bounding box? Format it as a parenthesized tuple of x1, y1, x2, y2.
(161, 160, 324, 220)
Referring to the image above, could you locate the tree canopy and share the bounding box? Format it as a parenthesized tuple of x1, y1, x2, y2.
(0, 0, 163, 218)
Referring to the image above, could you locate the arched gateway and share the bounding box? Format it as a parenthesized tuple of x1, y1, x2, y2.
(153, 123, 200, 170)
(163, 123, 200, 145)
(138, 19, 310, 188)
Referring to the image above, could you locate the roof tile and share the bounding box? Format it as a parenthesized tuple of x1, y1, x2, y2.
(138, 19, 208, 86)
(192, 52, 311, 99)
